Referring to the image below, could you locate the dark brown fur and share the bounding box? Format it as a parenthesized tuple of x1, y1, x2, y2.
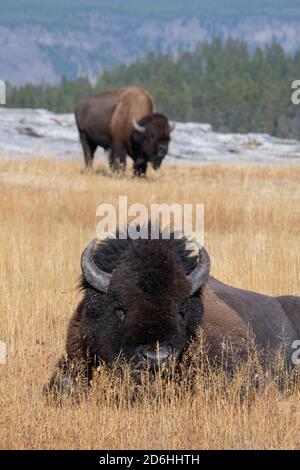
(45, 236, 300, 398)
(75, 86, 172, 175)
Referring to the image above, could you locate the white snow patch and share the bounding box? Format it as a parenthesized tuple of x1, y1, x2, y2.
(0, 108, 300, 165)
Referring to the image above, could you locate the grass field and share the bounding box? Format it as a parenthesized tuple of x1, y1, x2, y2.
(0, 158, 300, 449)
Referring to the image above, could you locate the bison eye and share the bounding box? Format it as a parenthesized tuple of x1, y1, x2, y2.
(114, 308, 126, 321)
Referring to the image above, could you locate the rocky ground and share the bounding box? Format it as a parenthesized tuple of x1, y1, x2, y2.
(1, 108, 300, 166)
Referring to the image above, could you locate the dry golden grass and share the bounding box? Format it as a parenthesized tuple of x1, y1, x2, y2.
(0, 158, 300, 450)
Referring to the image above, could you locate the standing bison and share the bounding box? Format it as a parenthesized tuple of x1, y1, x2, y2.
(45, 230, 300, 398)
(75, 87, 174, 176)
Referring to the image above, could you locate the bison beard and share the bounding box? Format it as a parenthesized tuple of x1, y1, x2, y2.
(44, 233, 209, 399)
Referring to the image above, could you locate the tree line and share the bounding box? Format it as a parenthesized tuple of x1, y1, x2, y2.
(7, 38, 300, 139)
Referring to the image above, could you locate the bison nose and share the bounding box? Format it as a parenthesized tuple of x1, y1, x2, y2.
(157, 145, 167, 157)
(140, 345, 171, 367)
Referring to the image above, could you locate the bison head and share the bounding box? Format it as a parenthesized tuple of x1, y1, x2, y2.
(80, 234, 210, 373)
(131, 113, 175, 175)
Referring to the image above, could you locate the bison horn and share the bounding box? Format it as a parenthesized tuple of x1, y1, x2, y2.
(187, 244, 211, 295)
(132, 118, 146, 133)
(81, 239, 112, 293)
(169, 121, 176, 133)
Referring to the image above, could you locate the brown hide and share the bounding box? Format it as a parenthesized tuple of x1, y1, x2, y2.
(199, 283, 252, 364)
(66, 299, 85, 362)
(75, 86, 154, 154)
(110, 87, 154, 154)
(203, 277, 300, 364)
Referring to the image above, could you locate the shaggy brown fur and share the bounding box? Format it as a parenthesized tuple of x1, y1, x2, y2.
(44, 235, 300, 399)
(75, 86, 172, 175)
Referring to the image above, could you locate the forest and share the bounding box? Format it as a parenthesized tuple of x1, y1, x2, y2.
(7, 38, 300, 138)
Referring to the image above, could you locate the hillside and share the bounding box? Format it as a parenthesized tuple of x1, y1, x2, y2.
(7, 41, 300, 140)
(1, 1, 300, 85)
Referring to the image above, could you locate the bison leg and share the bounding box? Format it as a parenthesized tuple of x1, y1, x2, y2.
(108, 146, 117, 173)
(79, 132, 97, 169)
(43, 355, 92, 403)
(133, 159, 148, 177)
(44, 300, 93, 403)
(109, 141, 126, 175)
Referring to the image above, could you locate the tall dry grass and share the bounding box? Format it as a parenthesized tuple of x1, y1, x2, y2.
(0, 158, 300, 449)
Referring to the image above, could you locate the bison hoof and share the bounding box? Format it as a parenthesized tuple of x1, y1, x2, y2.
(132, 171, 146, 178)
(82, 166, 94, 176)
(43, 375, 77, 404)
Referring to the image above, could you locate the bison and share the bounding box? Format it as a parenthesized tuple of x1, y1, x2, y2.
(45, 231, 300, 398)
(75, 87, 174, 176)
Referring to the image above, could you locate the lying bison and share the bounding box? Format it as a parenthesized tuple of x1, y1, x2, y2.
(45, 231, 300, 397)
(75, 87, 174, 176)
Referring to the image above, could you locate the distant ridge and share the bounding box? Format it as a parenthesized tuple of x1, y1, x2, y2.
(1, 0, 300, 85)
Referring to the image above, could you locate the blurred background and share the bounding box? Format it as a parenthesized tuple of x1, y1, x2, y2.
(1, 0, 300, 139)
